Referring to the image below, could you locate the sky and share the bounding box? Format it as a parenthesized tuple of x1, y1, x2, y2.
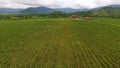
(0, 0, 120, 9)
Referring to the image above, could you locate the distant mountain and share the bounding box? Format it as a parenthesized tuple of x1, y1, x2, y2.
(74, 5, 120, 17)
(0, 8, 23, 13)
(54, 8, 88, 12)
(91, 7, 120, 17)
(109, 5, 120, 8)
(0, 4, 119, 14)
(0, 7, 89, 13)
(92, 4, 120, 10)
(20, 6, 56, 13)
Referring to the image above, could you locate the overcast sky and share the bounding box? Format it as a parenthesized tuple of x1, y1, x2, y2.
(0, 0, 120, 9)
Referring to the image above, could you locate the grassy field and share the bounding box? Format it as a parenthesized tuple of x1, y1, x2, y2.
(0, 18, 120, 68)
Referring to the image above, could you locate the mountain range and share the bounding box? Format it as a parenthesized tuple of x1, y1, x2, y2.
(20, 7, 89, 13)
(0, 8, 23, 13)
(0, 4, 119, 13)
(20, 7, 56, 13)
(54, 8, 88, 12)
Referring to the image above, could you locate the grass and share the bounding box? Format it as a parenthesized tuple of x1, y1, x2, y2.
(0, 18, 120, 68)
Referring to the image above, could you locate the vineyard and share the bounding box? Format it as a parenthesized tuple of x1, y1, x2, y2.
(0, 19, 120, 68)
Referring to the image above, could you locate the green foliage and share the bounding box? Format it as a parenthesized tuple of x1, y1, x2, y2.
(0, 13, 69, 20)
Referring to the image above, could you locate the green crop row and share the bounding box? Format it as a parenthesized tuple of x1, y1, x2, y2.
(0, 19, 120, 68)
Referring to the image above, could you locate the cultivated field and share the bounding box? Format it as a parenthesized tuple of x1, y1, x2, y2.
(0, 19, 120, 68)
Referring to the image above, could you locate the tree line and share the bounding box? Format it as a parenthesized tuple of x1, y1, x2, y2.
(0, 11, 120, 20)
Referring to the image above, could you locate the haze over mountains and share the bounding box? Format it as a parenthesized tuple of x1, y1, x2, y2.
(0, 4, 119, 13)
(20, 7, 56, 13)
(0, 7, 89, 13)
(0, 8, 23, 13)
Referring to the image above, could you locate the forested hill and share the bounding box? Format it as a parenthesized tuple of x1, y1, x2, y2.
(74, 5, 120, 18)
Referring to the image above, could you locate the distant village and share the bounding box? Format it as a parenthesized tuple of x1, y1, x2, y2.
(68, 15, 92, 20)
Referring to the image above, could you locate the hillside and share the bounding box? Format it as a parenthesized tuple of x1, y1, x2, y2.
(74, 6, 120, 18)
(91, 7, 120, 17)
(20, 6, 56, 13)
(109, 5, 120, 8)
(21, 7, 89, 13)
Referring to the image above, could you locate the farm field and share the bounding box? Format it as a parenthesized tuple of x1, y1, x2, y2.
(0, 18, 120, 68)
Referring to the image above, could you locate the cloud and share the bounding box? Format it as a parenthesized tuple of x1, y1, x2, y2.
(0, 0, 120, 8)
